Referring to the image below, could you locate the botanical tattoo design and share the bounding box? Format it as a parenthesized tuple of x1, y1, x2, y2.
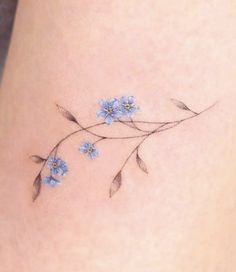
(31, 96, 215, 201)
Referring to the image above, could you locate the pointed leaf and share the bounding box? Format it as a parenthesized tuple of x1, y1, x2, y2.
(56, 104, 78, 123)
(30, 155, 46, 164)
(109, 171, 122, 198)
(171, 99, 190, 111)
(136, 152, 148, 174)
(32, 173, 42, 202)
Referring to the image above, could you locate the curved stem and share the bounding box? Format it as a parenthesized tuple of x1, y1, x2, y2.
(118, 118, 152, 133)
(93, 137, 106, 144)
(118, 102, 216, 126)
(119, 134, 150, 171)
(118, 121, 173, 172)
(34, 102, 216, 201)
(115, 103, 216, 174)
(38, 121, 106, 175)
(73, 102, 216, 139)
(40, 103, 214, 173)
(74, 120, 105, 139)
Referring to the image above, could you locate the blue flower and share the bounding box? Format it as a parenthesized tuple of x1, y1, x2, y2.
(80, 142, 99, 159)
(43, 176, 61, 187)
(97, 98, 122, 124)
(120, 96, 139, 117)
(47, 156, 68, 176)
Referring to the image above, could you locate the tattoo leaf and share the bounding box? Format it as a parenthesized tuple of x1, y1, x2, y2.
(56, 104, 78, 124)
(171, 99, 191, 111)
(32, 173, 42, 202)
(136, 152, 148, 174)
(30, 155, 46, 163)
(109, 171, 122, 198)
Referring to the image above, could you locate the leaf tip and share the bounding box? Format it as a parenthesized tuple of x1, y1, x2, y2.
(30, 155, 46, 164)
(109, 171, 122, 198)
(171, 98, 190, 111)
(56, 104, 78, 123)
(136, 152, 148, 174)
(32, 173, 42, 202)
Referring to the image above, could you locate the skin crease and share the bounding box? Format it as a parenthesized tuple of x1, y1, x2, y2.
(0, 0, 236, 271)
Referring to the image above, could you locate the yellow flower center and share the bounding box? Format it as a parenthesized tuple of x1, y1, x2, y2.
(52, 162, 58, 168)
(125, 103, 131, 110)
(107, 107, 113, 114)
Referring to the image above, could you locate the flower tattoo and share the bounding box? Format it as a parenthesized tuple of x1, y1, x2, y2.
(97, 98, 122, 124)
(48, 156, 68, 176)
(120, 96, 139, 117)
(31, 96, 216, 201)
(80, 142, 99, 159)
(43, 176, 61, 187)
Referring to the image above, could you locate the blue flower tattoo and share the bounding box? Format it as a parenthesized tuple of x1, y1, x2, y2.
(97, 98, 122, 124)
(43, 176, 61, 187)
(48, 156, 68, 176)
(31, 96, 216, 201)
(80, 142, 99, 159)
(120, 96, 139, 117)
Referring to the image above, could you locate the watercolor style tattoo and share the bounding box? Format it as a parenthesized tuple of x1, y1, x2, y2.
(31, 96, 215, 201)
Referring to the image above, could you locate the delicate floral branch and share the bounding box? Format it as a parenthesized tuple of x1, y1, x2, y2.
(31, 97, 216, 201)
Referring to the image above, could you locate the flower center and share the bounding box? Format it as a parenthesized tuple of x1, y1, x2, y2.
(107, 107, 113, 114)
(52, 162, 58, 168)
(124, 103, 132, 110)
(88, 146, 94, 153)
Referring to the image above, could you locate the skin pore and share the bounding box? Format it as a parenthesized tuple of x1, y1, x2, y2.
(0, 1, 236, 271)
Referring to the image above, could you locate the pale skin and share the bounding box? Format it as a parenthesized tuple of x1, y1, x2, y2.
(0, 1, 236, 271)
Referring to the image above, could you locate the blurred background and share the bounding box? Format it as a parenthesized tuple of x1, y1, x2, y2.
(0, 0, 18, 80)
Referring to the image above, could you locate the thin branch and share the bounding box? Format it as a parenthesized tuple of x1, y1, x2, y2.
(40, 102, 215, 175)
(118, 118, 152, 133)
(33, 102, 216, 201)
(119, 134, 150, 171)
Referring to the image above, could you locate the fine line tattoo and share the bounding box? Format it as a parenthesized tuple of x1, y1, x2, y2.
(31, 96, 216, 201)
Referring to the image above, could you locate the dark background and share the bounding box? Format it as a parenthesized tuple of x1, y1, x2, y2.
(0, 0, 18, 79)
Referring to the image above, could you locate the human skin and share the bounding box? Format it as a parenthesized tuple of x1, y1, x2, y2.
(0, 1, 236, 271)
